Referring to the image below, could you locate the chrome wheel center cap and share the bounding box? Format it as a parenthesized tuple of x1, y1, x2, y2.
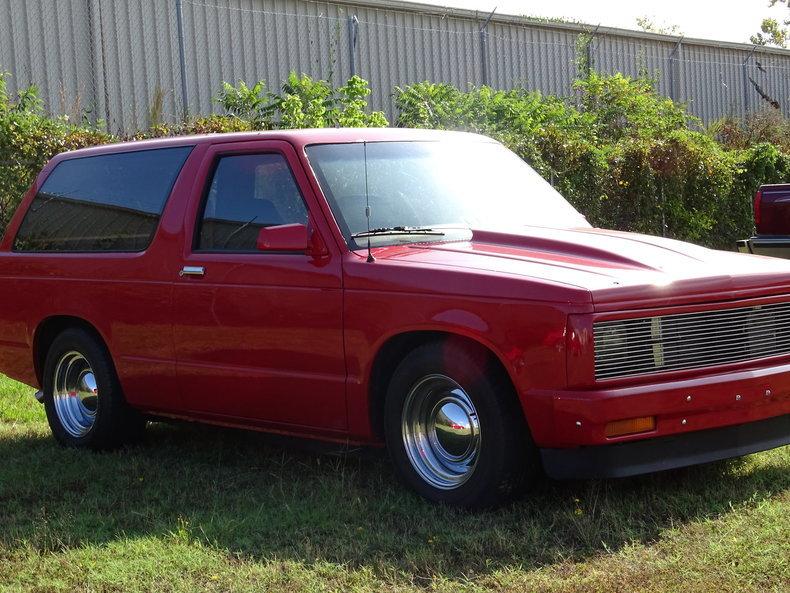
(401, 375, 481, 490)
(432, 400, 475, 459)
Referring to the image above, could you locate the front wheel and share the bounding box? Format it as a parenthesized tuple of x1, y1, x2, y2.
(384, 340, 537, 508)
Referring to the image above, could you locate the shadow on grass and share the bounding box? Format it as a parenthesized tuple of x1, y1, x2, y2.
(1, 420, 787, 579)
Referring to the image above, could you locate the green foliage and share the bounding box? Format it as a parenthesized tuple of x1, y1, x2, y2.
(6, 67, 790, 251)
(277, 72, 333, 128)
(336, 75, 389, 128)
(751, 17, 789, 48)
(0, 73, 112, 233)
(214, 79, 273, 127)
(0, 72, 387, 235)
(395, 72, 786, 249)
(750, 0, 789, 47)
(709, 108, 790, 152)
(215, 72, 388, 130)
(574, 72, 693, 141)
(575, 32, 595, 78)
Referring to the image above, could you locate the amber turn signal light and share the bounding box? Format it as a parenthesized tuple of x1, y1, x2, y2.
(605, 416, 656, 438)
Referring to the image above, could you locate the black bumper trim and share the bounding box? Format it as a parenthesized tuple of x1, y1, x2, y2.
(540, 414, 790, 480)
(738, 236, 790, 257)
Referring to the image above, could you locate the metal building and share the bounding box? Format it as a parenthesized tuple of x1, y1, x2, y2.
(1, 0, 789, 132)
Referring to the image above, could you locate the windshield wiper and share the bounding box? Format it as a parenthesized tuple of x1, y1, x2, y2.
(352, 226, 445, 239)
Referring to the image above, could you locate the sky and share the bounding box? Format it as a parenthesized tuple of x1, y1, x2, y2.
(419, 1, 788, 45)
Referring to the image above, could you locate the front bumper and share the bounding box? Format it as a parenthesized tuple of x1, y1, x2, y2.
(525, 356, 790, 480)
(737, 236, 790, 258)
(541, 413, 789, 479)
(538, 359, 790, 447)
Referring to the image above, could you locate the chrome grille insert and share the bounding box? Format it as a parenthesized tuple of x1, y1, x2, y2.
(594, 301, 790, 380)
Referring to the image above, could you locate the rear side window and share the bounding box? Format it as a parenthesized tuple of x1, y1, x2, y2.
(13, 146, 192, 252)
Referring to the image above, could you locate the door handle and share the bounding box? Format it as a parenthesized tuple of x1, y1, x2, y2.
(179, 266, 205, 277)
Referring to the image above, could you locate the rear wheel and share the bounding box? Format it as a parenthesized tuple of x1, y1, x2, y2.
(42, 328, 145, 449)
(384, 340, 537, 508)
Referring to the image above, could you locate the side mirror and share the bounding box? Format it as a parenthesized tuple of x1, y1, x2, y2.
(256, 223, 309, 252)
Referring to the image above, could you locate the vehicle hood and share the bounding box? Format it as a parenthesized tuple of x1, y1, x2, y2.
(370, 226, 790, 311)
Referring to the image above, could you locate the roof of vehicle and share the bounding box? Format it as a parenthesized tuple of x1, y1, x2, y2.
(57, 128, 494, 160)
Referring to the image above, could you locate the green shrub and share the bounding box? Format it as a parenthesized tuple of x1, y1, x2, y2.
(0, 72, 387, 235)
(0, 73, 112, 232)
(709, 109, 790, 153)
(395, 73, 776, 249)
(215, 72, 388, 129)
(3, 68, 790, 251)
(214, 80, 272, 127)
(574, 72, 694, 141)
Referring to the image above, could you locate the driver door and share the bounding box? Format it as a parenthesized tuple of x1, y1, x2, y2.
(171, 140, 346, 432)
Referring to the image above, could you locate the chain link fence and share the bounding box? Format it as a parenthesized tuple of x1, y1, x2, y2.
(2, 0, 790, 133)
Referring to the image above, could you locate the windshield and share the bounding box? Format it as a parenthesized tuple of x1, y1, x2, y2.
(305, 139, 590, 249)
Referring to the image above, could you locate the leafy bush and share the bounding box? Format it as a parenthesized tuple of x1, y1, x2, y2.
(395, 73, 773, 249)
(0, 73, 112, 232)
(214, 80, 271, 126)
(709, 109, 790, 153)
(3, 67, 790, 251)
(574, 72, 694, 141)
(214, 72, 388, 129)
(0, 72, 387, 235)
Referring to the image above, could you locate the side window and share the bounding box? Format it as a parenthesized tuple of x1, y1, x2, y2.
(197, 153, 309, 252)
(13, 146, 192, 252)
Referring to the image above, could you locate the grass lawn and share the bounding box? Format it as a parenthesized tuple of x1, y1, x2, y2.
(0, 374, 788, 593)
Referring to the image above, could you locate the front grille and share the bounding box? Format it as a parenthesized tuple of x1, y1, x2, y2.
(594, 300, 790, 380)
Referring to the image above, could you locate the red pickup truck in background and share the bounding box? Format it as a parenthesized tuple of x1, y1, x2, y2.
(738, 184, 790, 257)
(0, 129, 788, 508)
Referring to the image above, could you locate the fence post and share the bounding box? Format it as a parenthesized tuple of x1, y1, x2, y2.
(348, 15, 359, 78)
(668, 36, 683, 102)
(87, 0, 112, 129)
(479, 8, 496, 86)
(742, 46, 756, 117)
(175, 0, 189, 121)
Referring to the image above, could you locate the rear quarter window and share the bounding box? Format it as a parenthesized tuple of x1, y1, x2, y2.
(13, 146, 193, 252)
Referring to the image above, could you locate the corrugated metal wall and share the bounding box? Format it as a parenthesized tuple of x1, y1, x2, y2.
(2, 0, 790, 132)
(181, 0, 354, 118)
(0, 0, 94, 118)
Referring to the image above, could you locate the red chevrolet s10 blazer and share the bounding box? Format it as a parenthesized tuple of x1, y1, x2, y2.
(0, 128, 788, 507)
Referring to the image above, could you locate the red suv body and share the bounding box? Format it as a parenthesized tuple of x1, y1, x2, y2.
(1, 129, 788, 506)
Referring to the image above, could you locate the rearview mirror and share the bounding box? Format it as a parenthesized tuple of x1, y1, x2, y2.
(256, 223, 309, 252)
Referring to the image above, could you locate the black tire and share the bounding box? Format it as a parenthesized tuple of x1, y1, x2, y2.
(384, 339, 538, 508)
(42, 327, 146, 450)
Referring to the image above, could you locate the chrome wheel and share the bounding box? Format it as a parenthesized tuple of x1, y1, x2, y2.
(401, 374, 481, 490)
(52, 351, 99, 438)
